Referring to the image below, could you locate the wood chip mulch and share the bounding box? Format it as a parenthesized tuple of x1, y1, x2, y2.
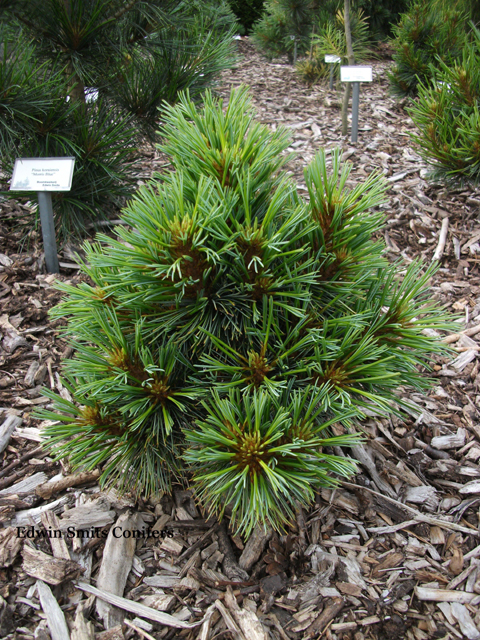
(0, 39, 480, 640)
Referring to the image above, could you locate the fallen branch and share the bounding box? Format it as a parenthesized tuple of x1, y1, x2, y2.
(415, 586, 480, 604)
(76, 582, 202, 629)
(341, 481, 479, 536)
(366, 519, 425, 535)
(36, 470, 100, 500)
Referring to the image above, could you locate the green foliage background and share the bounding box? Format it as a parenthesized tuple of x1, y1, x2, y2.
(0, 0, 237, 238)
(251, 0, 409, 62)
(356, 0, 409, 41)
(251, 0, 339, 61)
(227, 0, 265, 34)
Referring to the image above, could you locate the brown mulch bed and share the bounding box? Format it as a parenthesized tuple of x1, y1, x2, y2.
(0, 39, 480, 640)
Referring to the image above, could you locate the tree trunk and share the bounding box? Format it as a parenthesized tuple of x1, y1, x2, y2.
(341, 0, 355, 136)
(63, 0, 85, 103)
(344, 0, 354, 65)
(341, 84, 351, 137)
(69, 72, 86, 103)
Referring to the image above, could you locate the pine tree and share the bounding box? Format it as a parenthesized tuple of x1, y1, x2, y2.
(39, 87, 453, 535)
(252, 0, 315, 61)
(389, 0, 467, 98)
(0, 0, 236, 236)
(408, 26, 480, 185)
(296, 6, 371, 86)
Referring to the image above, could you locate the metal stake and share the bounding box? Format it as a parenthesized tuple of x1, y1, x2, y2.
(293, 37, 297, 66)
(351, 81, 360, 143)
(37, 191, 59, 273)
(329, 65, 334, 90)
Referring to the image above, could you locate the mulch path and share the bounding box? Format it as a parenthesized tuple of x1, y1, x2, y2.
(0, 38, 480, 640)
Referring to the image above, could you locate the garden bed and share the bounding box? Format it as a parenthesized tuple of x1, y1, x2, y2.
(0, 40, 479, 640)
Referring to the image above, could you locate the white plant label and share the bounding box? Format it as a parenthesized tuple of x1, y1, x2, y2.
(325, 55, 341, 63)
(10, 157, 75, 192)
(340, 66, 373, 83)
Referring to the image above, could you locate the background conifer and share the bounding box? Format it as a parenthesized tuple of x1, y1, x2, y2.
(408, 26, 480, 185)
(0, 0, 236, 237)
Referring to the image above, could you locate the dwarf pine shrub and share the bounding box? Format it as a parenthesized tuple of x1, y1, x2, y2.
(408, 27, 480, 185)
(389, 0, 468, 98)
(40, 87, 453, 535)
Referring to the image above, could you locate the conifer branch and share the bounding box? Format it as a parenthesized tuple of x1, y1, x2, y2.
(100, 0, 141, 28)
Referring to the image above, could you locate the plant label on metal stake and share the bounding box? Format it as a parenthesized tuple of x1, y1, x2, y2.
(340, 66, 373, 143)
(290, 35, 297, 65)
(10, 157, 75, 273)
(325, 55, 341, 90)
